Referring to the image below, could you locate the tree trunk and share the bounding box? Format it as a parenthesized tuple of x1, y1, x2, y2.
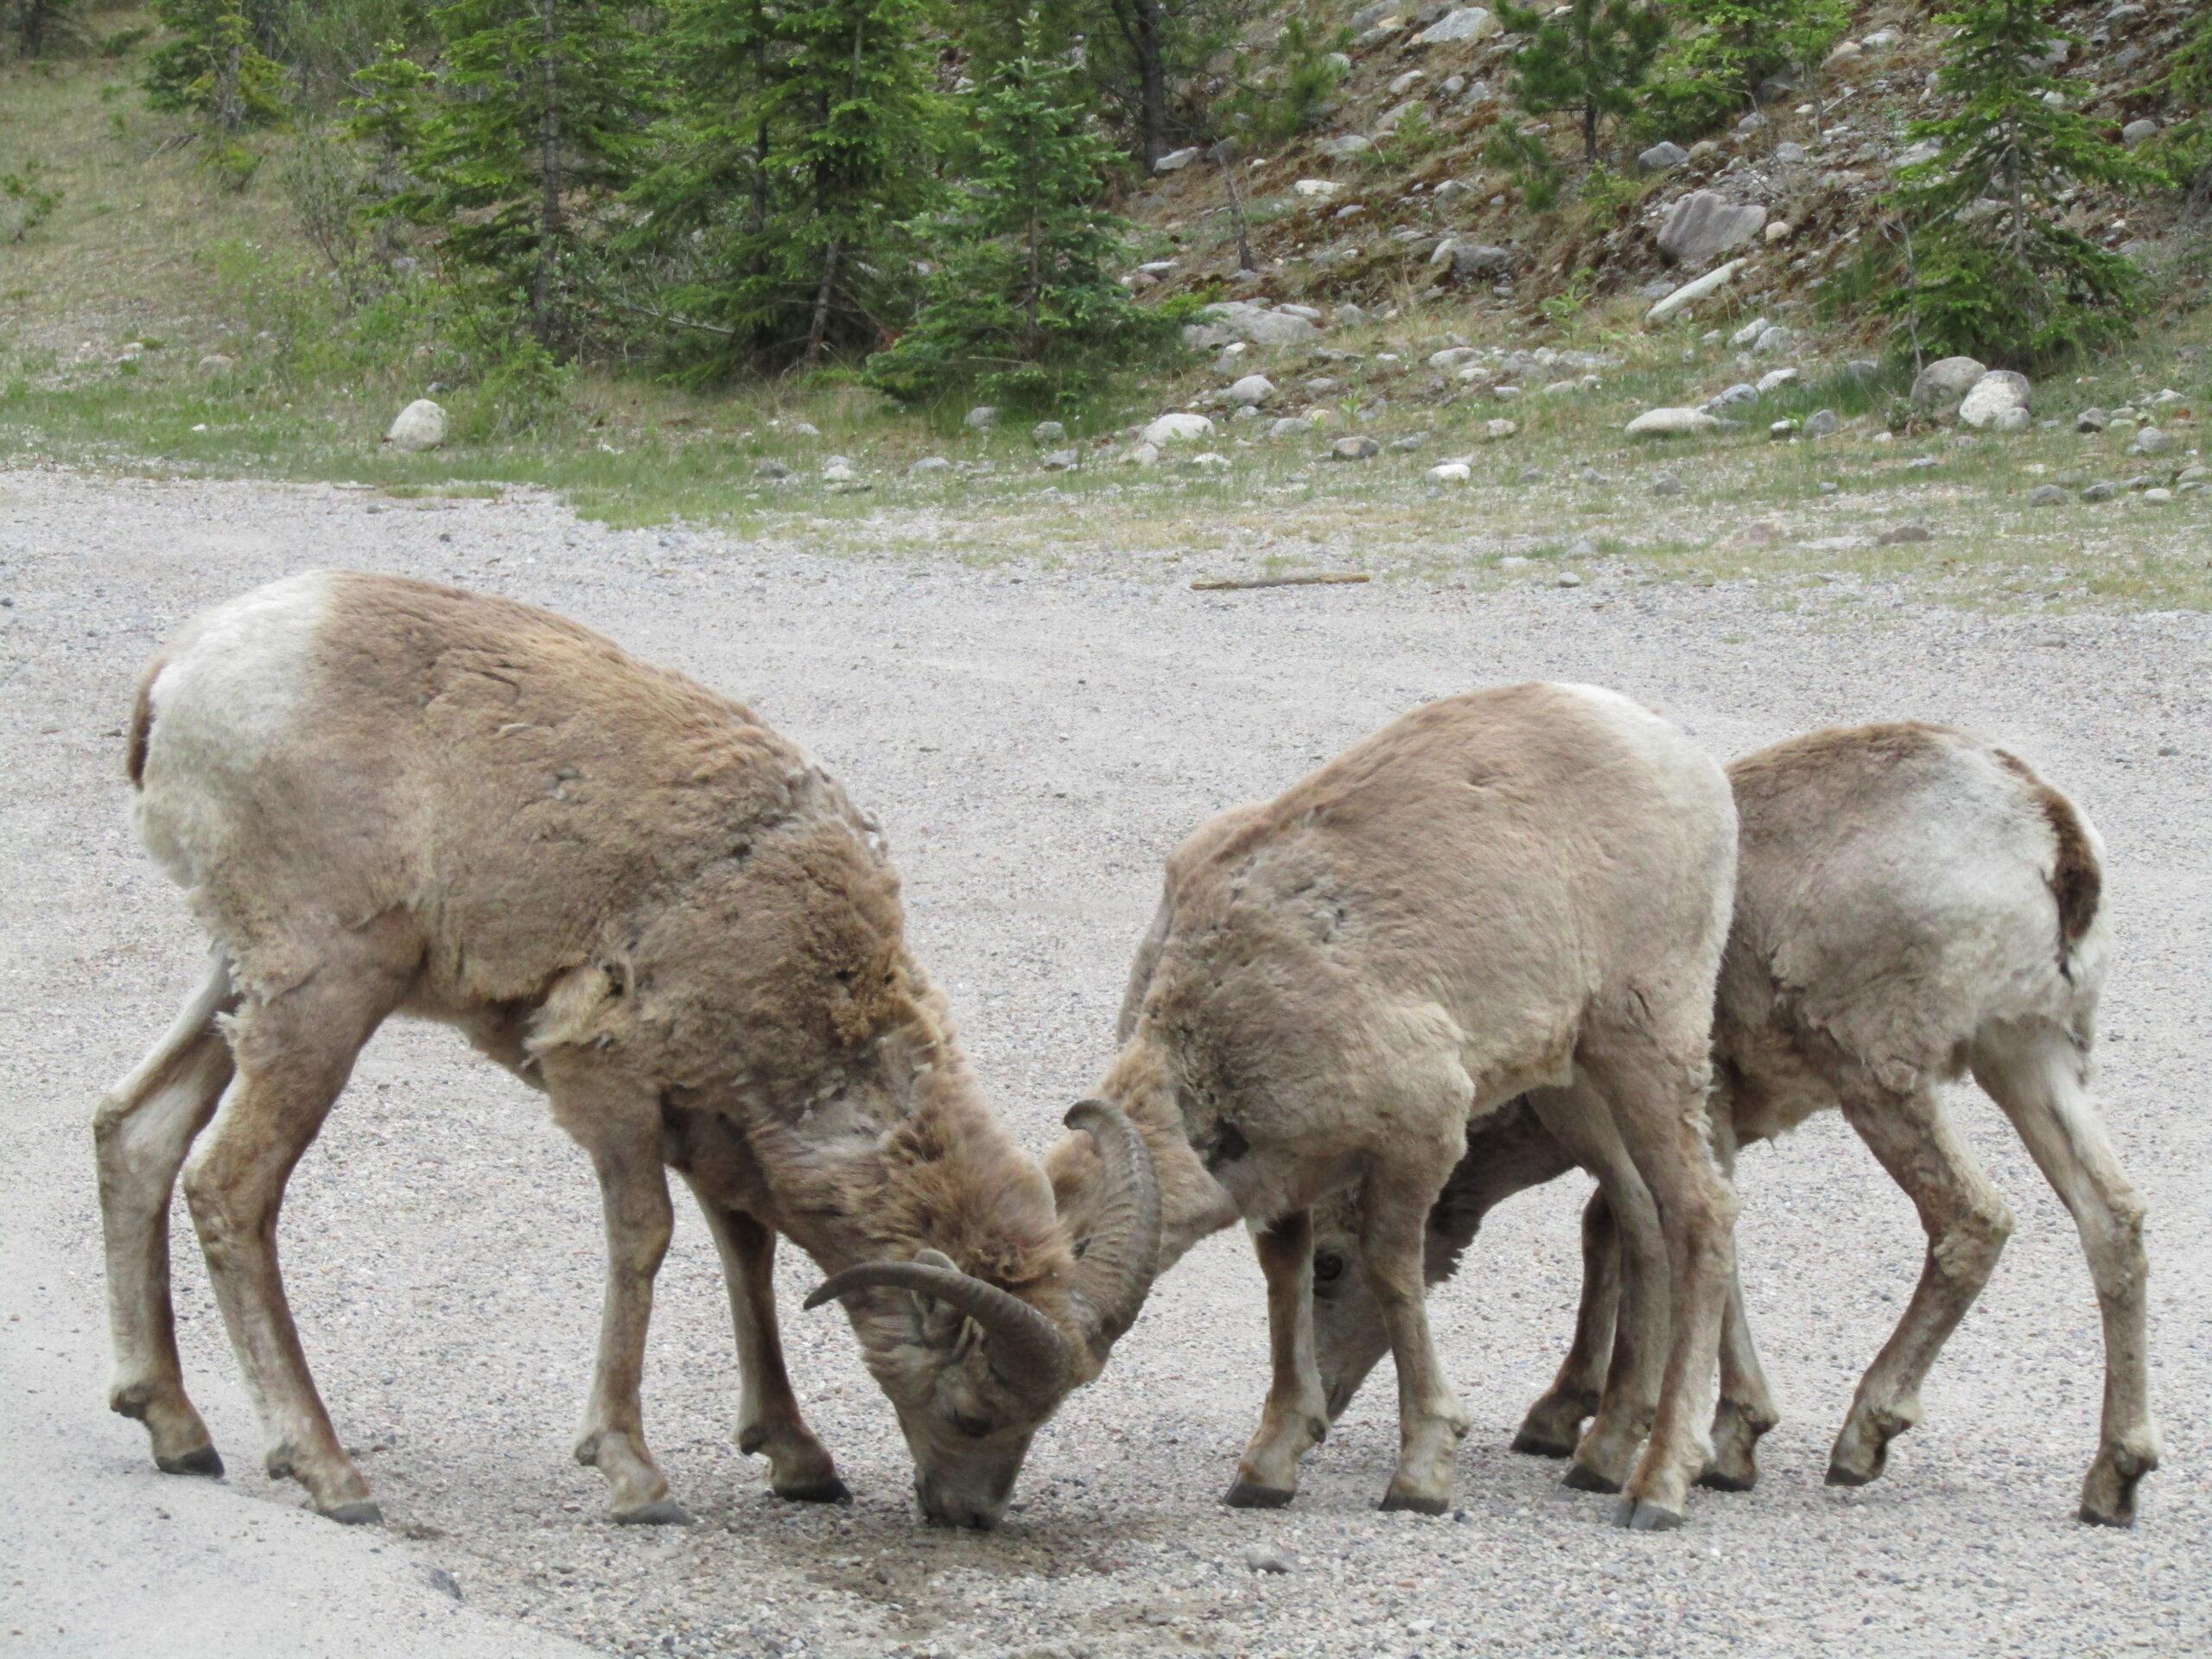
(804, 239, 841, 365)
(534, 0, 564, 346)
(1106, 0, 1168, 168)
(1024, 205, 1042, 349)
(22, 0, 51, 57)
(213, 9, 245, 137)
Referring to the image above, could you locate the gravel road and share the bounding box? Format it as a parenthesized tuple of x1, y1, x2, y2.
(3, 465, 2208, 1658)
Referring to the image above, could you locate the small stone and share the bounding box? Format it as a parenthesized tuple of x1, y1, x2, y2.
(2128, 427, 2173, 455)
(1825, 40, 1864, 71)
(1959, 370, 2031, 429)
(1040, 448, 1079, 470)
(1752, 325, 1791, 355)
(1877, 523, 1931, 544)
(1121, 442, 1161, 467)
(1735, 111, 1767, 135)
(821, 461, 857, 483)
(1656, 192, 1768, 264)
(1577, 467, 1608, 485)
(1316, 135, 1376, 160)
(1650, 472, 1685, 497)
(1818, 480, 1840, 494)
(385, 398, 448, 451)
(1646, 258, 1749, 322)
(1728, 317, 1769, 348)
(1189, 452, 1231, 470)
(1225, 374, 1277, 407)
(1627, 407, 1723, 436)
(2155, 388, 2185, 405)
(1764, 219, 1796, 244)
(2076, 407, 2108, 432)
(1555, 570, 1586, 587)
(792, 422, 822, 438)
(1500, 555, 1530, 568)
(196, 353, 234, 374)
(1769, 419, 1800, 441)
(1031, 420, 1066, 445)
(754, 458, 791, 479)
(1154, 145, 1202, 172)
(1738, 519, 1783, 547)
(1428, 346, 1479, 372)
(1756, 367, 1798, 394)
(1243, 1543, 1296, 1574)
(1373, 100, 1421, 137)
(965, 405, 998, 429)
(1330, 436, 1382, 461)
(1294, 178, 1345, 199)
(2028, 484, 2069, 506)
(908, 455, 950, 476)
(1492, 385, 1521, 402)
(1414, 7, 1499, 45)
(2145, 486, 2174, 502)
(1707, 383, 1760, 413)
(1428, 461, 1472, 483)
(2121, 118, 2159, 148)
(423, 1566, 464, 1603)
(1517, 467, 1543, 484)
(1774, 142, 1808, 164)
(1484, 418, 1518, 441)
(2080, 480, 2115, 501)
(1638, 141, 1689, 175)
(1803, 408, 1840, 438)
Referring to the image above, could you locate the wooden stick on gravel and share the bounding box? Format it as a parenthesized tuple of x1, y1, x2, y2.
(1190, 573, 1372, 592)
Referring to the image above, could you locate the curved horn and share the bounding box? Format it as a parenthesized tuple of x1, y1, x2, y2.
(1063, 1097, 1163, 1358)
(805, 1260, 1071, 1400)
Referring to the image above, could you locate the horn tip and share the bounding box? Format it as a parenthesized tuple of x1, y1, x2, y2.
(1064, 1096, 1115, 1132)
(802, 1282, 842, 1312)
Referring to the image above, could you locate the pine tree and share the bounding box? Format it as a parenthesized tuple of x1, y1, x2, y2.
(1493, 0, 1667, 164)
(1884, 0, 2161, 364)
(620, 0, 938, 372)
(2156, 4, 2212, 204)
(1645, 0, 1845, 137)
(863, 15, 1175, 412)
(407, 0, 658, 346)
(144, 0, 290, 133)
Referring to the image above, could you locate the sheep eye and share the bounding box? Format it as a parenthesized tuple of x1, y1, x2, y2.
(1313, 1250, 1346, 1284)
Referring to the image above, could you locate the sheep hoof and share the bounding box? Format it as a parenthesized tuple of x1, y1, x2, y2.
(1696, 1466, 1758, 1493)
(1823, 1459, 1877, 1488)
(775, 1477, 853, 1505)
(1377, 1490, 1450, 1516)
(318, 1499, 383, 1527)
(612, 1497, 691, 1526)
(156, 1445, 226, 1478)
(1561, 1461, 1622, 1494)
(1222, 1481, 1295, 1510)
(1509, 1430, 1576, 1459)
(1613, 1497, 1686, 1531)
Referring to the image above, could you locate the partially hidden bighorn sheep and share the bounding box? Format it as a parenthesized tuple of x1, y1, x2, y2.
(1304, 722, 2158, 1526)
(1049, 682, 1741, 1529)
(96, 572, 1159, 1530)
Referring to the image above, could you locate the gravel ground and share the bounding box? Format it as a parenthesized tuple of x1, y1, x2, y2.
(3, 464, 2209, 1659)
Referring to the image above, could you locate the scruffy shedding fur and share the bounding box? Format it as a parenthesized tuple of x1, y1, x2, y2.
(1049, 682, 1742, 1528)
(1306, 721, 2158, 1528)
(93, 572, 1141, 1534)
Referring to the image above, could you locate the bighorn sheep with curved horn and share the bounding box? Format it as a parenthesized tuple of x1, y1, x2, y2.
(1301, 722, 2158, 1527)
(94, 572, 1158, 1531)
(1049, 682, 1742, 1529)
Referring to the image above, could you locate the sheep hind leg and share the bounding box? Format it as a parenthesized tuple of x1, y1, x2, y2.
(1513, 1186, 1618, 1459)
(1363, 1179, 1472, 1515)
(692, 1194, 849, 1504)
(95, 957, 240, 1477)
(1973, 1027, 2158, 1527)
(1699, 1121, 1779, 1493)
(1825, 1065, 2012, 1491)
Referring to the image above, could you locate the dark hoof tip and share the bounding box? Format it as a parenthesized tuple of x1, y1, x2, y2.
(1696, 1468, 1758, 1493)
(1561, 1462, 1623, 1495)
(157, 1445, 226, 1478)
(1510, 1431, 1576, 1460)
(2077, 1503, 2136, 1529)
(775, 1477, 853, 1505)
(319, 1500, 383, 1527)
(1612, 1497, 1687, 1532)
(1824, 1461, 1876, 1489)
(1378, 1491, 1451, 1516)
(1223, 1482, 1295, 1510)
(613, 1497, 691, 1526)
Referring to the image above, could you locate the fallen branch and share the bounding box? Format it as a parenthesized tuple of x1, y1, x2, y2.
(1191, 572, 1372, 591)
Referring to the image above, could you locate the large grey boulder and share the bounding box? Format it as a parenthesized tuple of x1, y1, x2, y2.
(385, 398, 448, 451)
(1143, 412, 1217, 445)
(1656, 192, 1767, 265)
(1627, 407, 1724, 437)
(1959, 370, 2031, 429)
(1198, 302, 1321, 346)
(1910, 356, 1986, 414)
(1637, 142, 1688, 175)
(1414, 7, 1498, 44)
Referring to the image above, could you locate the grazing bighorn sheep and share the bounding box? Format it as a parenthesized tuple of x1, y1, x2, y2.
(95, 572, 1159, 1530)
(1303, 722, 2158, 1527)
(1048, 682, 1741, 1529)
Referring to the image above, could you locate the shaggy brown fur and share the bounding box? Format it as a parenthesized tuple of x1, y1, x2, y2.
(1306, 721, 2158, 1528)
(95, 572, 1149, 1535)
(1050, 682, 1741, 1529)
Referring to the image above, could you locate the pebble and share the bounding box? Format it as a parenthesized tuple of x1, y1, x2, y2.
(2080, 480, 2116, 501)
(754, 458, 791, 480)
(1803, 409, 1839, 438)
(1330, 436, 1382, 461)
(1040, 448, 1079, 470)
(1564, 539, 1598, 558)
(964, 405, 997, 429)
(1877, 524, 1932, 545)
(1485, 419, 1519, 441)
(2028, 484, 2069, 506)
(2129, 427, 2172, 456)
(1243, 1544, 1295, 1574)
(909, 456, 950, 476)
(2145, 487, 2174, 503)
(1649, 472, 1685, 497)
(1555, 570, 1586, 588)
(1032, 421, 1066, 444)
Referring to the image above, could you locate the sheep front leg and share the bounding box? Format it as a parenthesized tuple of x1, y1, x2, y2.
(1225, 1210, 1327, 1508)
(547, 1060, 686, 1525)
(692, 1193, 849, 1503)
(1362, 1185, 1471, 1515)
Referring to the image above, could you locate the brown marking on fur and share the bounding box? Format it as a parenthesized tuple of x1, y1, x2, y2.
(1993, 749, 2101, 944)
(125, 658, 163, 788)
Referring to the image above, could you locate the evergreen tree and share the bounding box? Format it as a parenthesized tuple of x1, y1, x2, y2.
(863, 16, 1176, 411)
(621, 0, 938, 373)
(406, 0, 658, 346)
(1493, 0, 1667, 164)
(1644, 0, 1845, 137)
(2156, 4, 2212, 203)
(144, 0, 290, 133)
(1884, 0, 2161, 364)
